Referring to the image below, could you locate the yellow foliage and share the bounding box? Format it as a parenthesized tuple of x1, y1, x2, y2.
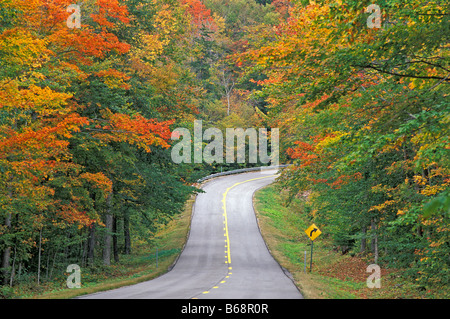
(421, 184, 447, 197)
(315, 131, 349, 151)
(0, 80, 72, 116)
(369, 200, 396, 212)
(142, 34, 166, 59)
(0, 28, 50, 68)
(413, 175, 427, 186)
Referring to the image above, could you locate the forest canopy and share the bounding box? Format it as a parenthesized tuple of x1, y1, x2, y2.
(0, 0, 448, 295)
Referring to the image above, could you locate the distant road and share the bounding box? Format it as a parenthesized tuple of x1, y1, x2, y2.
(80, 170, 303, 299)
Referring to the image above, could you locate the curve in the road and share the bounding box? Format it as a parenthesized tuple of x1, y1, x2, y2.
(80, 170, 303, 299)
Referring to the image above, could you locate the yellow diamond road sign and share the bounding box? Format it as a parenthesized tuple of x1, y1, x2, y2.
(305, 224, 322, 241)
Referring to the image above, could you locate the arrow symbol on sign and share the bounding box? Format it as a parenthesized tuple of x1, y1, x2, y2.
(310, 228, 318, 237)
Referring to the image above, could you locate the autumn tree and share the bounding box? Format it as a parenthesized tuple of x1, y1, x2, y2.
(0, 0, 196, 285)
(237, 0, 449, 290)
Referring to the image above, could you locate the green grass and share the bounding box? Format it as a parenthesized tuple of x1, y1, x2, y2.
(253, 185, 387, 298)
(253, 184, 353, 299)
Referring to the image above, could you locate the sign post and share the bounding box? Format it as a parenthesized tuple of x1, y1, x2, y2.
(304, 250, 307, 273)
(304, 224, 322, 272)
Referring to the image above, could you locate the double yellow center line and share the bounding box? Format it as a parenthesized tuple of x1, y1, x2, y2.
(221, 174, 277, 265)
(199, 173, 277, 297)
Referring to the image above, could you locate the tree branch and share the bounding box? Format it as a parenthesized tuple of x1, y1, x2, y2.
(355, 64, 450, 82)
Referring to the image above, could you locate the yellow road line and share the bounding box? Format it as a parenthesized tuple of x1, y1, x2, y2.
(193, 174, 276, 299)
(221, 174, 277, 265)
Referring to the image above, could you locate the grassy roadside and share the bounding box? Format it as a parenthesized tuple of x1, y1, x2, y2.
(253, 184, 442, 299)
(20, 196, 196, 299)
(253, 184, 357, 299)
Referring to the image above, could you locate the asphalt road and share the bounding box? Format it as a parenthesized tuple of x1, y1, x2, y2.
(80, 170, 303, 299)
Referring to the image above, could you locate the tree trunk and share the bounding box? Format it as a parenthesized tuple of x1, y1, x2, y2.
(103, 214, 113, 266)
(82, 229, 88, 267)
(49, 251, 57, 280)
(371, 218, 378, 264)
(64, 231, 71, 264)
(37, 228, 42, 285)
(360, 226, 367, 254)
(123, 212, 131, 255)
(17, 262, 22, 283)
(9, 245, 16, 287)
(112, 215, 119, 263)
(220, 67, 235, 116)
(45, 248, 50, 281)
(103, 194, 113, 266)
(1, 212, 11, 285)
(87, 223, 96, 266)
(1, 182, 13, 285)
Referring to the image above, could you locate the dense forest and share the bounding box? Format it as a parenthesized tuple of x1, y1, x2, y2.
(0, 0, 448, 296)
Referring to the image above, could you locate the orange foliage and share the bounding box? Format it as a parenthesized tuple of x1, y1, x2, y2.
(181, 0, 216, 30)
(0, 0, 174, 230)
(91, 110, 174, 152)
